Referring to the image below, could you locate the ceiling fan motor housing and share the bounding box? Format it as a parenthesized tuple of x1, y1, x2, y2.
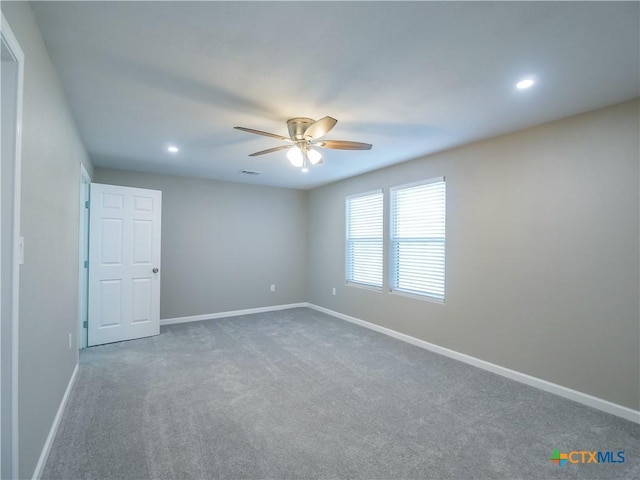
(287, 117, 316, 142)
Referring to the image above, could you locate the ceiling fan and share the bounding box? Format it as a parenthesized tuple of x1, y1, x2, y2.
(234, 116, 372, 172)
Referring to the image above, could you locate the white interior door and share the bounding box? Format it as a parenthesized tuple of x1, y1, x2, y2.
(88, 183, 162, 346)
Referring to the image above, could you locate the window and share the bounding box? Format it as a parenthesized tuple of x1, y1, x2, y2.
(346, 190, 383, 288)
(390, 178, 446, 301)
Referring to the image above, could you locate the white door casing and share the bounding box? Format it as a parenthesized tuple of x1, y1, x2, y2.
(1, 12, 24, 480)
(88, 184, 162, 346)
(77, 165, 90, 349)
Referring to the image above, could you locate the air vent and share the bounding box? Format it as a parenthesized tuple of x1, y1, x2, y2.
(240, 170, 261, 175)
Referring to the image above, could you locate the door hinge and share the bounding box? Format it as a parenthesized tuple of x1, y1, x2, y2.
(83, 321, 88, 328)
(85, 200, 90, 209)
(84, 260, 89, 268)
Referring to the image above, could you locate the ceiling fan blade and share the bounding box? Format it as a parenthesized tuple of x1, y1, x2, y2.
(248, 145, 292, 157)
(234, 126, 292, 142)
(303, 116, 337, 140)
(316, 140, 373, 150)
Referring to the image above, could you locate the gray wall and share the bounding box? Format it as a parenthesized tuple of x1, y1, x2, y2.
(307, 99, 640, 410)
(94, 169, 308, 319)
(0, 1, 93, 477)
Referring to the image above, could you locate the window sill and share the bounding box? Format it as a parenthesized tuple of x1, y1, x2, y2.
(345, 281, 383, 293)
(389, 288, 444, 304)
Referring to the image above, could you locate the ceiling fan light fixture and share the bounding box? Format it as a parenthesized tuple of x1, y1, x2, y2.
(301, 152, 311, 173)
(287, 146, 303, 167)
(307, 148, 322, 165)
(235, 117, 372, 170)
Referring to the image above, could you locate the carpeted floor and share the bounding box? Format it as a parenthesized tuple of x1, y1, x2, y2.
(43, 307, 639, 479)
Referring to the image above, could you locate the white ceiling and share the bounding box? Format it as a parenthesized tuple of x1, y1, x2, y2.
(31, 1, 639, 189)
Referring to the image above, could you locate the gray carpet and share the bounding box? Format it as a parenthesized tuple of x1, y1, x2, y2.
(43, 308, 638, 479)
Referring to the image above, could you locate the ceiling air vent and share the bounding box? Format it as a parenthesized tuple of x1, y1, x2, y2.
(240, 170, 261, 175)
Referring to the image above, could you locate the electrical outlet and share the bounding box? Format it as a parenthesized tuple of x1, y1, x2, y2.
(332, 287, 336, 296)
(270, 284, 276, 292)
(68, 333, 72, 350)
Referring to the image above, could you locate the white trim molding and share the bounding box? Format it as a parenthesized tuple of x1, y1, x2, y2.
(77, 165, 91, 351)
(31, 364, 79, 480)
(1, 12, 25, 479)
(307, 303, 640, 424)
(161, 303, 308, 326)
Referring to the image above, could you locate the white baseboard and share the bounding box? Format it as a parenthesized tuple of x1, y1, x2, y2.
(307, 303, 640, 424)
(32, 363, 79, 479)
(160, 303, 308, 326)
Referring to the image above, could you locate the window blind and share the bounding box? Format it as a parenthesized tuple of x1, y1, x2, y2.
(390, 179, 446, 301)
(346, 191, 383, 288)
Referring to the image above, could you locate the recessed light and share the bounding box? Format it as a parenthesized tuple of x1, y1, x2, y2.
(301, 167, 309, 173)
(516, 78, 535, 90)
(167, 145, 179, 153)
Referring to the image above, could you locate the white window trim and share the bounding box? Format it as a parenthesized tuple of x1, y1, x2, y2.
(389, 176, 445, 192)
(345, 280, 384, 293)
(345, 188, 384, 290)
(389, 287, 446, 304)
(389, 176, 446, 303)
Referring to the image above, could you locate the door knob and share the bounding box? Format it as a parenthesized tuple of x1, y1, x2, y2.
(153, 267, 159, 273)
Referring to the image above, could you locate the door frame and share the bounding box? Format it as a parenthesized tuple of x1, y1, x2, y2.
(1, 12, 24, 480)
(77, 165, 91, 350)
